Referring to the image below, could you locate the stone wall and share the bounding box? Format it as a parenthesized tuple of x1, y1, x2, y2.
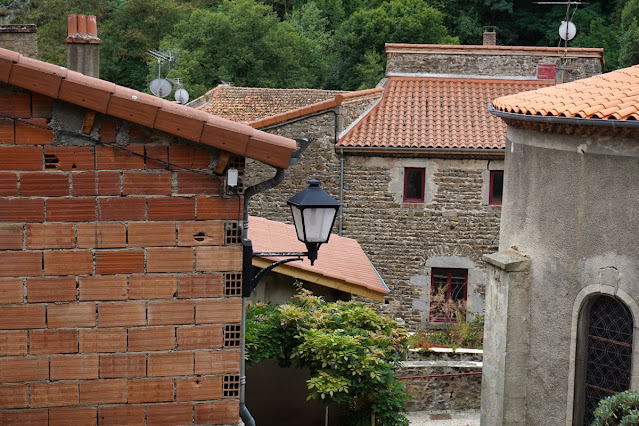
(0, 25, 37, 58)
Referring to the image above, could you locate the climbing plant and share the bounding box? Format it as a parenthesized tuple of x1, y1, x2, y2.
(592, 390, 639, 425)
(246, 288, 411, 426)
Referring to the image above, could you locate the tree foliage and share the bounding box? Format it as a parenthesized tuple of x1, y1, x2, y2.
(592, 390, 639, 425)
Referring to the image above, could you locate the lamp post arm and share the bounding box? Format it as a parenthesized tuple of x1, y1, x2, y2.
(250, 257, 303, 293)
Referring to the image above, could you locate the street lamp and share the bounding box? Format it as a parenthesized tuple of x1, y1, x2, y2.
(242, 179, 340, 297)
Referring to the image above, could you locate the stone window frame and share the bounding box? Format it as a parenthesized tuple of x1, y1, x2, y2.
(481, 161, 504, 206)
(489, 170, 504, 205)
(565, 285, 639, 425)
(429, 267, 468, 322)
(403, 167, 426, 203)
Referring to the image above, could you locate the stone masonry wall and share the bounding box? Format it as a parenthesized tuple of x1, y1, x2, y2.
(0, 88, 243, 425)
(0, 25, 37, 59)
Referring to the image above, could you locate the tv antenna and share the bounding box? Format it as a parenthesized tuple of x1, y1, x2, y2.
(146, 50, 190, 103)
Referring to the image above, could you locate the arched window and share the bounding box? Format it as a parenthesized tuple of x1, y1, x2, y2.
(573, 295, 634, 425)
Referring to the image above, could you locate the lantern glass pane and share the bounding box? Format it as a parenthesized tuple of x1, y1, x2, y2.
(290, 205, 305, 241)
(302, 207, 336, 242)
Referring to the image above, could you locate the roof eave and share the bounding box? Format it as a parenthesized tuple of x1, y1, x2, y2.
(336, 146, 506, 158)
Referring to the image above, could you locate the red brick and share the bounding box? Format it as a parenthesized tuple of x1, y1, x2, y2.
(148, 197, 196, 221)
(49, 407, 97, 426)
(99, 119, 118, 143)
(100, 353, 146, 378)
(123, 170, 171, 195)
(30, 329, 78, 354)
(46, 197, 96, 221)
(77, 223, 126, 248)
(98, 302, 146, 327)
(148, 300, 194, 326)
(0, 304, 45, 329)
(0, 224, 22, 250)
(0, 252, 41, 277)
(147, 402, 193, 426)
(95, 250, 144, 274)
(0, 330, 28, 356)
(0, 172, 18, 196)
(147, 247, 193, 273)
(196, 196, 243, 221)
(99, 405, 145, 426)
(195, 350, 241, 375)
(195, 401, 239, 425)
(0, 278, 23, 303)
(32, 93, 53, 119)
(79, 328, 126, 353)
(15, 119, 53, 145)
(178, 274, 223, 299)
(177, 325, 223, 350)
(44, 146, 94, 170)
(50, 354, 99, 380)
(176, 376, 222, 401)
(72, 171, 120, 196)
(147, 352, 193, 377)
(26, 223, 74, 249)
(0, 409, 48, 425)
(195, 246, 242, 272)
(31, 381, 79, 408)
(0, 146, 42, 171)
(0, 118, 14, 144)
(27, 277, 76, 302)
(79, 276, 127, 301)
(127, 378, 173, 403)
(0, 384, 28, 409)
(79, 379, 126, 405)
(21, 172, 69, 196)
(98, 197, 146, 221)
(196, 299, 242, 324)
(0, 356, 49, 382)
(0, 198, 44, 222)
(128, 222, 175, 247)
(48, 303, 96, 328)
(177, 171, 220, 195)
(43, 250, 92, 276)
(145, 145, 168, 169)
(96, 145, 144, 170)
(168, 145, 212, 170)
(128, 326, 175, 352)
(177, 222, 224, 247)
(129, 274, 176, 300)
(0, 93, 31, 118)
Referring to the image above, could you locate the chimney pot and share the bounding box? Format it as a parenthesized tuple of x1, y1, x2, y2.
(483, 26, 497, 46)
(66, 14, 101, 78)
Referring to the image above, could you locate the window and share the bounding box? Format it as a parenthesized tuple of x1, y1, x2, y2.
(404, 168, 425, 202)
(429, 268, 467, 322)
(489, 170, 504, 205)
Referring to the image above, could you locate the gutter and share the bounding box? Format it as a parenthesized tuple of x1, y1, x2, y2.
(337, 146, 505, 156)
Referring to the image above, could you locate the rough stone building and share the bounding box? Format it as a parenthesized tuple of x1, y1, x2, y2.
(482, 65, 639, 425)
(0, 18, 296, 425)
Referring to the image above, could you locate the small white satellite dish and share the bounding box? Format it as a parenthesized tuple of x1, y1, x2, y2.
(559, 21, 576, 41)
(150, 78, 173, 98)
(174, 88, 190, 105)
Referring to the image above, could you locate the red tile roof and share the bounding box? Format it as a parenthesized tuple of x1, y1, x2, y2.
(337, 77, 553, 150)
(249, 216, 388, 301)
(492, 65, 639, 120)
(0, 47, 296, 168)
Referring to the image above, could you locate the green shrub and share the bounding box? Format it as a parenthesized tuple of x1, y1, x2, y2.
(246, 288, 411, 426)
(592, 390, 639, 425)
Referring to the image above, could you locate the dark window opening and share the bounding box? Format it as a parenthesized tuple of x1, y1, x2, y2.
(404, 168, 425, 203)
(489, 170, 504, 205)
(429, 268, 468, 322)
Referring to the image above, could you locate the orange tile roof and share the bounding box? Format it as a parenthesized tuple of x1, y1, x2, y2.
(248, 216, 388, 301)
(0, 47, 296, 169)
(337, 77, 553, 150)
(492, 65, 639, 120)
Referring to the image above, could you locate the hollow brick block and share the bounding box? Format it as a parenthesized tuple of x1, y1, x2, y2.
(196, 299, 242, 324)
(0, 198, 44, 222)
(79, 379, 127, 405)
(44, 146, 94, 171)
(176, 376, 222, 402)
(21, 172, 69, 196)
(0, 224, 22, 250)
(98, 302, 146, 327)
(195, 350, 241, 375)
(177, 222, 224, 247)
(0, 304, 45, 329)
(46, 197, 96, 222)
(128, 222, 175, 247)
(195, 246, 242, 272)
(48, 303, 96, 328)
(129, 274, 176, 300)
(128, 326, 175, 352)
(26, 223, 75, 249)
(127, 378, 174, 403)
(76, 222, 126, 248)
(43, 250, 92, 276)
(195, 401, 239, 425)
(0, 172, 18, 196)
(30, 329, 78, 354)
(95, 250, 144, 275)
(0, 384, 28, 409)
(178, 274, 223, 299)
(0, 146, 42, 171)
(79, 328, 127, 353)
(0, 409, 48, 424)
(147, 247, 194, 273)
(50, 354, 99, 380)
(79, 275, 127, 301)
(99, 353, 146, 378)
(15, 119, 53, 145)
(146, 402, 194, 426)
(98, 197, 146, 221)
(123, 170, 171, 195)
(98, 404, 146, 426)
(49, 407, 97, 426)
(27, 277, 76, 302)
(0, 330, 28, 356)
(0, 278, 23, 303)
(148, 197, 196, 221)
(147, 352, 194, 377)
(177, 325, 223, 350)
(196, 196, 243, 221)
(148, 300, 194, 326)
(0, 356, 48, 382)
(96, 145, 144, 170)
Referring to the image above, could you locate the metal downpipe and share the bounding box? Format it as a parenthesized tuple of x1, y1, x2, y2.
(338, 148, 344, 236)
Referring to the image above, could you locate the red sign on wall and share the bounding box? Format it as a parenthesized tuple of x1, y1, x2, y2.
(537, 64, 556, 80)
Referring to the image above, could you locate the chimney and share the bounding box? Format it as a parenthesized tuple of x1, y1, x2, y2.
(483, 26, 497, 46)
(0, 24, 38, 58)
(66, 14, 101, 78)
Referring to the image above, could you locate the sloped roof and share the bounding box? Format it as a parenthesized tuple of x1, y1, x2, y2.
(0, 47, 296, 169)
(249, 216, 388, 301)
(491, 65, 639, 120)
(337, 76, 552, 151)
(386, 43, 604, 60)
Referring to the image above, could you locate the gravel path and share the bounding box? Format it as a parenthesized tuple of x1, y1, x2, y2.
(406, 410, 480, 426)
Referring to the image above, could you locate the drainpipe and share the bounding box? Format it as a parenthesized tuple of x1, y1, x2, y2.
(339, 148, 344, 236)
(239, 168, 287, 426)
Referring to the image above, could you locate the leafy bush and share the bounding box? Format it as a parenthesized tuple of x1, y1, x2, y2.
(592, 390, 639, 425)
(246, 288, 411, 426)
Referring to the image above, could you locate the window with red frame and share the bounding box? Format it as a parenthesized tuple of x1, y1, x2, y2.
(404, 168, 425, 202)
(429, 268, 468, 322)
(489, 170, 504, 205)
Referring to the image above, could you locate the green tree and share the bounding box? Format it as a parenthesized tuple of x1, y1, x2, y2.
(620, 0, 639, 67)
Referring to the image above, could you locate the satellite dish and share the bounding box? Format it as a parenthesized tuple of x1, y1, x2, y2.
(174, 88, 190, 105)
(150, 78, 173, 98)
(559, 21, 576, 41)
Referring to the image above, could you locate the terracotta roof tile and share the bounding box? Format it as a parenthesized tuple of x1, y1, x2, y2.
(337, 77, 552, 150)
(386, 43, 604, 57)
(492, 65, 639, 121)
(249, 216, 388, 300)
(66, 14, 101, 44)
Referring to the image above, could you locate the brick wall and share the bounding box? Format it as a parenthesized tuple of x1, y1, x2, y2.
(0, 89, 243, 425)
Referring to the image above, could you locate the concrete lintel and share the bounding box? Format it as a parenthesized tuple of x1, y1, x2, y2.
(483, 251, 531, 272)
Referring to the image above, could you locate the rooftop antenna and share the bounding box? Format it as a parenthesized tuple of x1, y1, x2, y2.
(146, 49, 189, 103)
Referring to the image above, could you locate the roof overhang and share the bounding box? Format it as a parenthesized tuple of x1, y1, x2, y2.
(337, 146, 505, 159)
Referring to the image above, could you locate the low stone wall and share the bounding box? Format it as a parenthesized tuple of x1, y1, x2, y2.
(398, 349, 483, 411)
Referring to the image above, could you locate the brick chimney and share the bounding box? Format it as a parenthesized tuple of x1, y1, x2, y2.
(0, 24, 37, 58)
(66, 14, 101, 78)
(483, 26, 497, 46)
